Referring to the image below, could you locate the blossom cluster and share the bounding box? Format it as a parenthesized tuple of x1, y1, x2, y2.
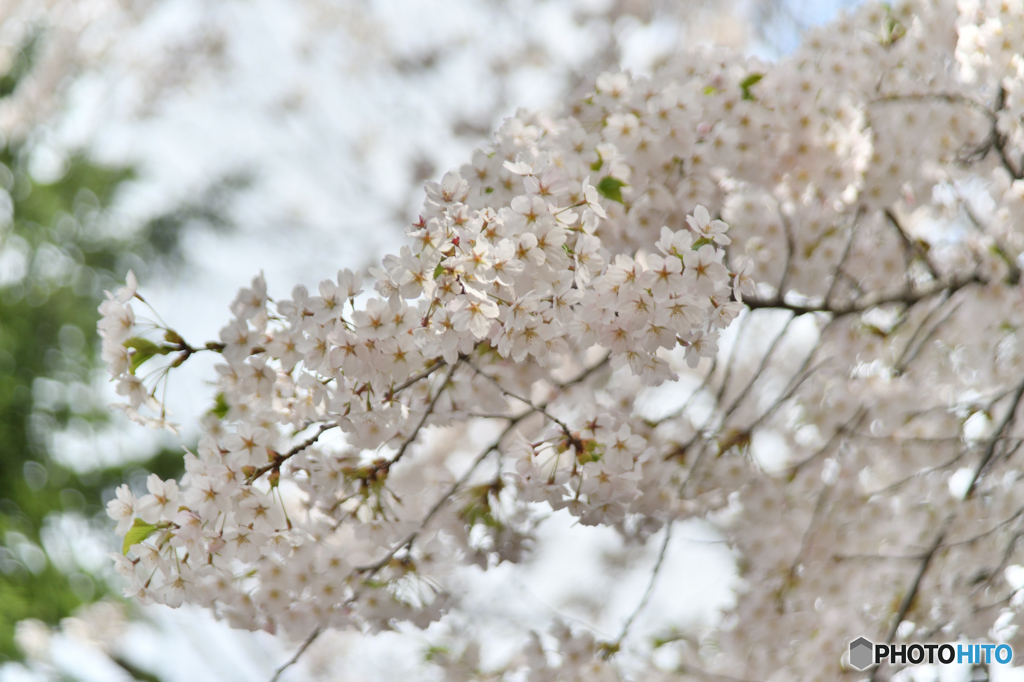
(99, 0, 1024, 679)
(99, 104, 743, 638)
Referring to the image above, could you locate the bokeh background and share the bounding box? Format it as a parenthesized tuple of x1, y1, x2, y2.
(0, 1, 863, 680)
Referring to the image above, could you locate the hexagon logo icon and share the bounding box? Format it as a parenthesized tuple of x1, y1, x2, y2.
(850, 637, 874, 670)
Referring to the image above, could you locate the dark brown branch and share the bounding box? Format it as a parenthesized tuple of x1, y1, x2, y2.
(960, 198, 1022, 285)
(965, 378, 1024, 499)
(869, 517, 952, 682)
(745, 272, 983, 318)
(884, 207, 939, 280)
(891, 297, 960, 374)
(888, 522, 951, 641)
(248, 423, 337, 483)
(991, 86, 1023, 179)
(832, 552, 934, 562)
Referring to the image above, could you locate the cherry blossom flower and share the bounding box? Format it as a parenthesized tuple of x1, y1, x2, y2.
(96, 4, 1024, 678)
(105, 485, 137, 536)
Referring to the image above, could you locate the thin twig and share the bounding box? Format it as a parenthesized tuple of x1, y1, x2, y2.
(884, 207, 940, 280)
(270, 626, 322, 682)
(463, 356, 577, 441)
(868, 517, 952, 682)
(354, 417, 515, 575)
(823, 209, 862, 307)
(965, 378, 1024, 499)
(386, 359, 447, 398)
(713, 311, 753, 406)
(777, 213, 796, 298)
(385, 360, 461, 469)
(355, 355, 608, 575)
(603, 521, 674, 657)
(714, 313, 795, 428)
(249, 423, 338, 483)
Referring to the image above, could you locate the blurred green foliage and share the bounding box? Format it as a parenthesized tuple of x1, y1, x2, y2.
(0, 139, 186, 661)
(0, 33, 240, 668)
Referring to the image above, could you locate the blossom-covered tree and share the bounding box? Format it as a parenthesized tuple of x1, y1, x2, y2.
(100, 0, 1024, 679)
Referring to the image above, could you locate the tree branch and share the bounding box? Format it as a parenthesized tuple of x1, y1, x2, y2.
(602, 521, 674, 657)
(270, 626, 322, 682)
(745, 272, 983, 318)
(248, 423, 337, 483)
(965, 378, 1024, 499)
(869, 517, 952, 682)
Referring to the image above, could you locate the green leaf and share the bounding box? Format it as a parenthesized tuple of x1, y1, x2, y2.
(122, 518, 158, 555)
(461, 501, 501, 528)
(596, 176, 626, 204)
(882, 14, 906, 45)
(209, 392, 230, 419)
(124, 337, 160, 354)
(124, 337, 173, 374)
(703, 85, 718, 95)
(590, 150, 604, 172)
(651, 631, 685, 649)
(433, 263, 445, 279)
(129, 350, 157, 375)
(740, 73, 763, 101)
(484, 186, 494, 194)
